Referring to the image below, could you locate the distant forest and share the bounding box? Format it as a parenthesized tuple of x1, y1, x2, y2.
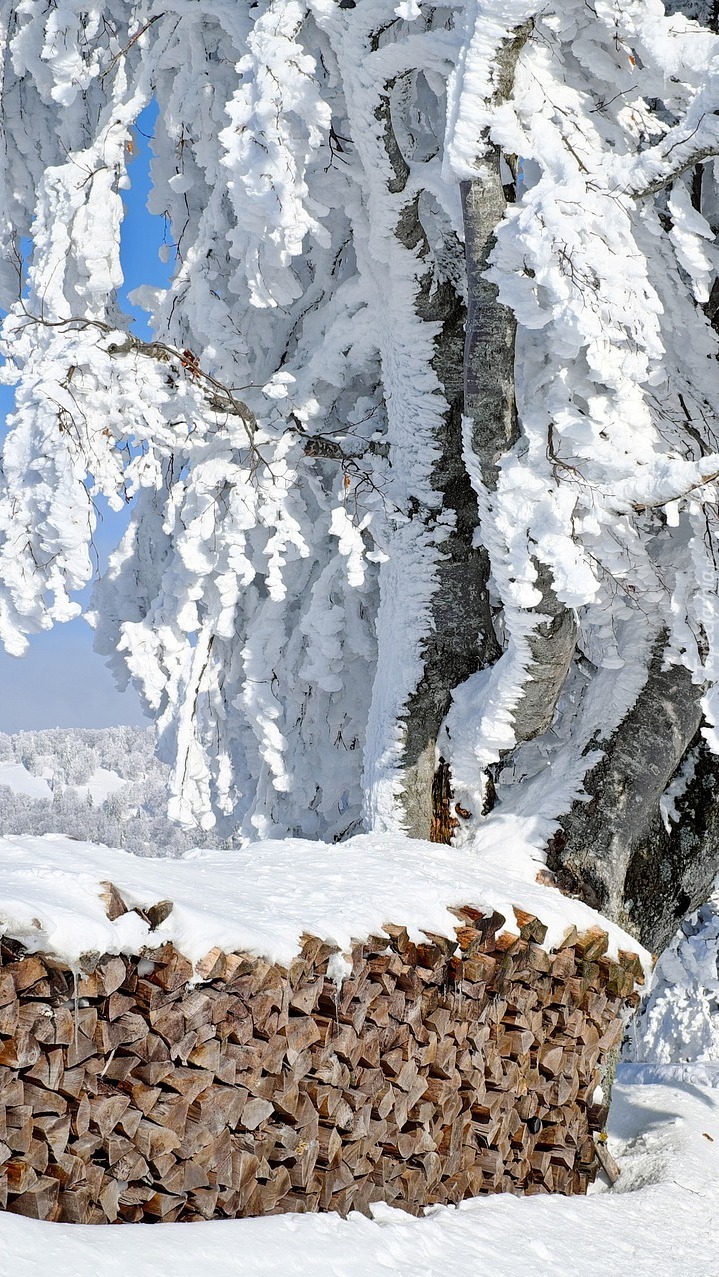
(0, 728, 233, 856)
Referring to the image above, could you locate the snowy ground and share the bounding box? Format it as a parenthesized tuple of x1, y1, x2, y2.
(0, 761, 51, 800)
(0, 1072, 717, 1277)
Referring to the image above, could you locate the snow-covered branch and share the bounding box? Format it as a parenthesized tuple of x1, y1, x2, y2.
(625, 114, 719, 198)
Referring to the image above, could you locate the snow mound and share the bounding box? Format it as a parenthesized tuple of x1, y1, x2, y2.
(0, 824, 649, 974)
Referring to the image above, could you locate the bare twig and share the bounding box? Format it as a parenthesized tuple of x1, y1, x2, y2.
(100, 13, 165, 80)
(19, 310, 258, 443)
(629, 117, 719, 198)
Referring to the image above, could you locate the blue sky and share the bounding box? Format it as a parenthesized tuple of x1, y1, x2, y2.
(0, 104, 170, 733)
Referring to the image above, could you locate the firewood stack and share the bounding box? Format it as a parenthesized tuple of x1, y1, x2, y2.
(0, 899, 643, 1224)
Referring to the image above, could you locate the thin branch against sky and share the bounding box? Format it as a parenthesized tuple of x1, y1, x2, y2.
(0, 102, 169, 732)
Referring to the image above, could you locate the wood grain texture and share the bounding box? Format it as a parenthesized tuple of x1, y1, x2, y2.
(0, 913, 641, 1223)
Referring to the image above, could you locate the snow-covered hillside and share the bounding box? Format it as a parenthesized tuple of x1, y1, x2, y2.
(0, 727, 225, 856)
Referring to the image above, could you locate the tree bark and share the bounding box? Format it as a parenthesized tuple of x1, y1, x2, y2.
(546, 659, 719, 952)
(400, 22, 577, 838)
(460, 27, 577, 748)
(391, 9, 719, 955)
(547, 0, 719, 951)
(374, 83, 500, 840)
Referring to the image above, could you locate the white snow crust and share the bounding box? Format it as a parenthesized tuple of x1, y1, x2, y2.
(0, 763, 52, 801)
(0, 1074, 716, 1277)
(0, 830, 648, 973)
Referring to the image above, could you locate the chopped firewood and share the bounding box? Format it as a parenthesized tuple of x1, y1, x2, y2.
(0, 920, 642, 1223)
(574, 927, 609, 962)
(9, 956, 48, 993)
(616, 949, 645, 984)
(99, 1176, 121, 1222)
(241, 1097, 274, 1131)
(0, 999, 18, 1037)
(153, 947, 194, 993)
(133, 1119, 181, 1161)
(512, 909, 549, 946)
(538, 1045, 565, 1078)
(58, 1184, 91, 1222)
(6, 1159, 37, 1194)
(195, 948, 226, 981)
(0, 970, 16, 1006)
(144, 1189, 185, 1218)
(594, 1135, 621, 1184)
(0, 1033, 40, 1070)
(145, 901, 174, 930)
(24, 1138, 49, 1174)
(99, 881, 129, 921)
(7, 1173, 59, 1220)
(88, 1095, 130, 1139)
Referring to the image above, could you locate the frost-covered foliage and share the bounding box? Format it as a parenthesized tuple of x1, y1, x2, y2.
(3, 1, 719, 842)
(444, 0, 719, 827)
(0, 725, 152, 787)
(0, 727, 224, 855)
(631, 894, 719, 1063)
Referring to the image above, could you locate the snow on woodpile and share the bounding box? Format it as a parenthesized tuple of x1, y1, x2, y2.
(0, 833, 646, 1224)
(0, 831, 650, 974)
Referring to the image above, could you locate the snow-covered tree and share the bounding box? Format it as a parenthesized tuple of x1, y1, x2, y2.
(0, 726, 232, 853)
(4, 0, 719, 949)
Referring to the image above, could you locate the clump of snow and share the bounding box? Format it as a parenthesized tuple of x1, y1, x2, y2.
(0, 826, 649, 974)
(631, 896, 719, 1067)
(659, 746, 700, 832)
(0, 1076, 717, 1276)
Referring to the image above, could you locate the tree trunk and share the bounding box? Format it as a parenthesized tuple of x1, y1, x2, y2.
(546, 658, 719, 952)
(461, 141, 577, 747)
(374, 85, 500, 841)
(545, 0, 719, 951)
(440, 10, 719, 954)
(401, 21, 577, 841)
